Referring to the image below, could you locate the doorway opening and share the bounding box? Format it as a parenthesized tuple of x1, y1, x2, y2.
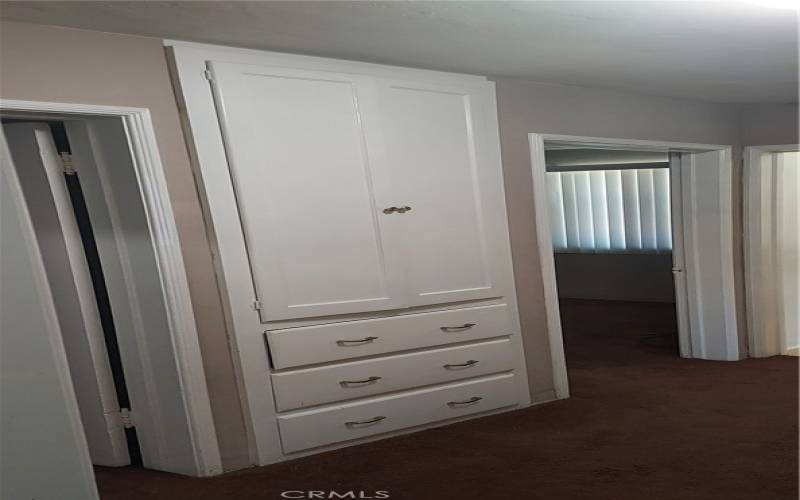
(4, 119, 143, 467)
(529, 134, 740, 399)
(0, 101, 221, 481)
(543, 148, 679, 375)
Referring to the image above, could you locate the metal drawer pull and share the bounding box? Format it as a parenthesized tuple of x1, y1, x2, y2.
(440, 323, 476, 332)
(336, 336, 378, 346)
(447, 396, 483, 407)
(340, 376, 382, 386)
(443, 359, 479, 370)
(382, 206, 412, 214)
(345, 416, 387, 428)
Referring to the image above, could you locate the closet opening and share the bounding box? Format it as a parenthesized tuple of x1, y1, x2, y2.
(1, 102, 220, 479)
(543, 148, 679, 380)
(3, 118, 142, 468)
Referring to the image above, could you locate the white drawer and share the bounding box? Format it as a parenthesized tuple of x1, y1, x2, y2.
(266, 303, 512, 369)
(271, 338, 513, 411)
(277, 373, 518, 453)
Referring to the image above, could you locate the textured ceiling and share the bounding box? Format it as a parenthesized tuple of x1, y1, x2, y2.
(1, 1, 797, 103)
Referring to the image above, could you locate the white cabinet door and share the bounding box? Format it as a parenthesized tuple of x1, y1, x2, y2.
(378, 80, 503, 306)
(208, 62, 407, 321)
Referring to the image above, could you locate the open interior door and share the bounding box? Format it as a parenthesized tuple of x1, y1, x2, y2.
(744, 147, 800, 357)
(4, 123, 130, 466)
(672, 148, 740, 360)
(1, 127, 100, 500)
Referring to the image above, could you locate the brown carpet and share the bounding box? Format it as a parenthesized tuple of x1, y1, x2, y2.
(96, 299, 799, 500)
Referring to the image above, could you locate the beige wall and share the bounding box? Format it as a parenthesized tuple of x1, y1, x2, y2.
(740, 103, 799, 146)
(0, 21, 250, 470)
(492, 77, 743, 400)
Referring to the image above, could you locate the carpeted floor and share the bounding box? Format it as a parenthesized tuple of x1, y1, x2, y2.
(95, 299, 798, 500)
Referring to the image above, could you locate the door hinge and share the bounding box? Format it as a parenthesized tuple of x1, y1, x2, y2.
(59, 153, 76, 175)
(253, 300, 263, 311)
(203, 69, 214, 82)
(120, 408, 134, 429)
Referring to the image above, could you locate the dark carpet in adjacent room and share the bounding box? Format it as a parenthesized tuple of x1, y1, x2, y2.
(95, 299, 799, 500)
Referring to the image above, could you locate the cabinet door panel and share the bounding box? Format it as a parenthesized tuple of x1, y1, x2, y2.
(209, 62, 406, 321)
(380, 81, 501, 306)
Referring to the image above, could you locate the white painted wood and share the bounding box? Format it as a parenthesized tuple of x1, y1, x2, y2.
(69, 117, 221, 475)
(528, 134, 570, 399)
(271, 338, 513, 411)
(379, 78, 502, 305)
(168, 44, 532, 465)
(0, 99, 222, 477)
(3, 123, 130, 466)
(678, 149, 740, 360)
(277, 373, 518, 453)
(208, 62, 407, 321)
(1, 130, 100, 500)
(669, 154, 692, 358)
(267, 303, 512, 369)
(744, 146, 800, 357)
(775, 152, 799, 353)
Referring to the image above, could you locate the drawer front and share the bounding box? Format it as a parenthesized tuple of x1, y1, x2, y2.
(277, 373, 518, 453)
(272, 338, 513, 411)
(266, 303, 512, 369)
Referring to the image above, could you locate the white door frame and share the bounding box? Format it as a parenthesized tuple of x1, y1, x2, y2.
(0, 99, 222, 476)
(529, 133, 737, 399)
(744, 145, 800, 357)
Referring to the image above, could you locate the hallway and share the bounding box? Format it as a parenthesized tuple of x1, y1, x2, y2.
(95, 300, 798, 500)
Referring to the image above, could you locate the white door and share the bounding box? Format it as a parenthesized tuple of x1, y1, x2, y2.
(379, 80, 503, 306)
(669, 153, 692, 357)
(745, 148, 800, 357)
(209, 62, 407, 321)
(1, 129, 100, 500)
(674, 149, 740, 360)
(4, 123, 130, 466)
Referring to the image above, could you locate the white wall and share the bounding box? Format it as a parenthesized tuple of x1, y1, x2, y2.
(1, 135, 99, 500)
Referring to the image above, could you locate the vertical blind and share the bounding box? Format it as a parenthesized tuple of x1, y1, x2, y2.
(546, 168, 672, 252)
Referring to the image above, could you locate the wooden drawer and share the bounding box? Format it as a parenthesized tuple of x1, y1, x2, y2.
(271, 338, 513, 411)
(277, 373, 518, 453)
(266, 303, 512, 369)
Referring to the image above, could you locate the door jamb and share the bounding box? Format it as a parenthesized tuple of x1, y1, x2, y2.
(0, 99, 222, 476)
(529, 133, 734, 399)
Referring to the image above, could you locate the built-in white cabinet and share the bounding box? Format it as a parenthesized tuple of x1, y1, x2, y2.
(169, 42, 530, 466)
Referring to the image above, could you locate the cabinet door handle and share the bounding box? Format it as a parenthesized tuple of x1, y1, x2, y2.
(447, 396, 483, 407)
(336, 336, 378, 346)
(340, 376, 382, 386)
(443, 359, 479, 370)
(440, 323, 476, 332)
(396, 206, 412, 213)
(345, 416, 387, 428)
